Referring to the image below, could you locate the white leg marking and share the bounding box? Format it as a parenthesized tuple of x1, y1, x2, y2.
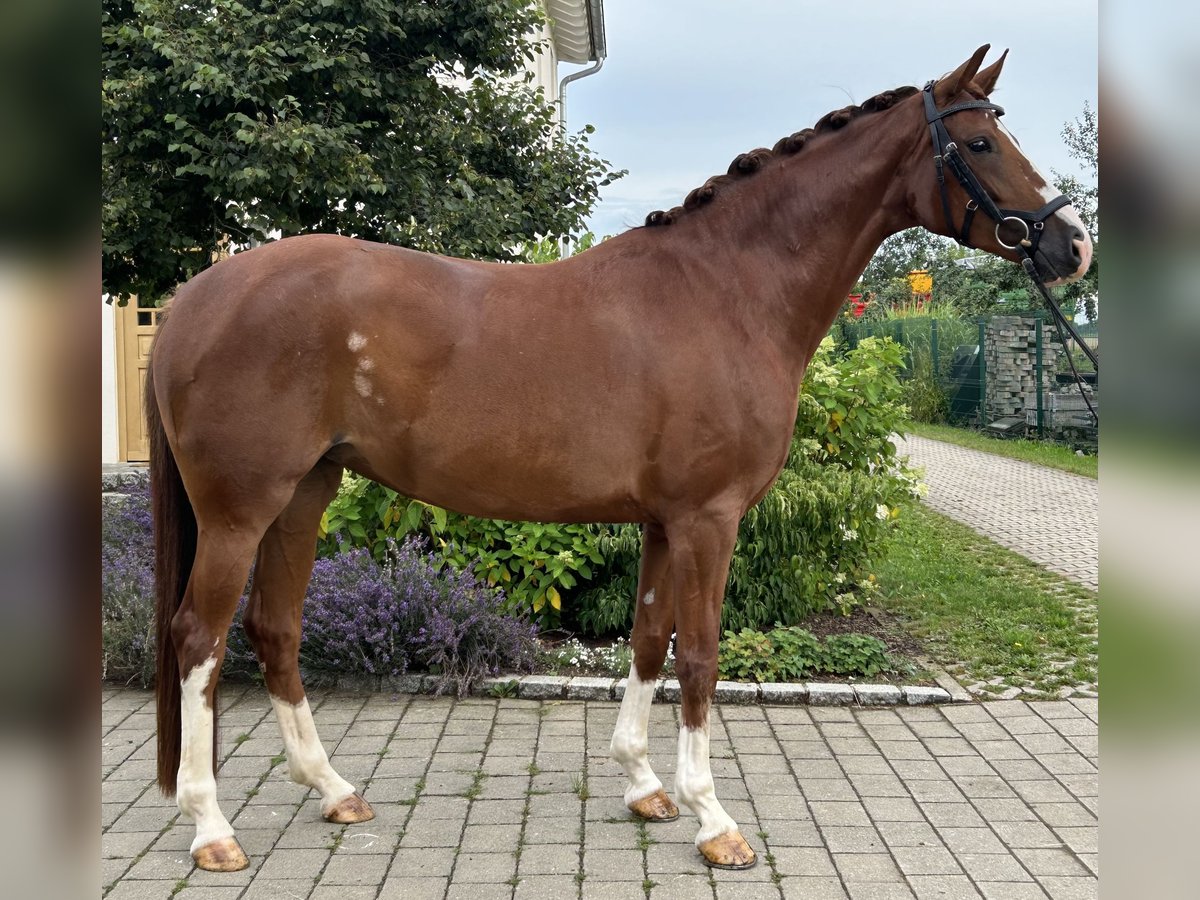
(347, 331, 367, 352)
(675, 717, 738, 845)
(610, 659, 663, 805)
(269, 694, 356, 813)
(177, 656, 236, 853)
(643, 588, 655, 606)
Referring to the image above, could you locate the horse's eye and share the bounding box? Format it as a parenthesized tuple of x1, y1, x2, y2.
(967, 138, 992, 153)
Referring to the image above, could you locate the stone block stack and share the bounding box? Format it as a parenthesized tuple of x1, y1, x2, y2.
(984, 316, 1058, 422)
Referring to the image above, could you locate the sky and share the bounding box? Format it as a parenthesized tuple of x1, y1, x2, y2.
(561, 0, 1098, 239)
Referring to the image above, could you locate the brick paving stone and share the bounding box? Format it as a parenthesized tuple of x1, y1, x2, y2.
(906, 874, 983, 898)
(514, 874, 583, 899)
(844, 885, 919, 900)
(102, 690, 1097, 900)
(777, 876, 850, 899)
(975, 885, 1050, 900)
(447, 882, 515, 900)
(378, 877, 450, 900)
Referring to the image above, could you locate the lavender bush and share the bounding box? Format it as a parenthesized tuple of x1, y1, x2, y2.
(301, 538, 539, 695)
(101, 483, 538, 693)
(101, 480, 157, 685)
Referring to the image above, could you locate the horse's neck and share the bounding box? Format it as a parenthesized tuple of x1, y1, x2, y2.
(643, 111, 919, 378)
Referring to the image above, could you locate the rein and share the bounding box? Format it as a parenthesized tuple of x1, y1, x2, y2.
(922, 81, 1098, 423)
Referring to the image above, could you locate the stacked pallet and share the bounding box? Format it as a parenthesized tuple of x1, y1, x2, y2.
(984, 316, 1059, 421)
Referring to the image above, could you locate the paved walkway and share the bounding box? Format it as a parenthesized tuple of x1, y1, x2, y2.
(893, 437, 1098, 591)
(103, 687, 1098, 900)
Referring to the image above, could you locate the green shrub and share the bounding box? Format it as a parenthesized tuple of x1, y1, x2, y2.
(717, 625, 896, 682)
(820, 634, 892, 678)
(794, 336, 908, 472)
(903, 353, 949, 424)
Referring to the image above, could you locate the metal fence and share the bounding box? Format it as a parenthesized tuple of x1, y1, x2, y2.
(831, 308, 1098, 443)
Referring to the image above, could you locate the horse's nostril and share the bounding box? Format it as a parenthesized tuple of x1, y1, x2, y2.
(1068, 229, 1086, 263)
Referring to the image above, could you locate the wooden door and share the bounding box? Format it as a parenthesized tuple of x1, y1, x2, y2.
(115, 300, 163, 462)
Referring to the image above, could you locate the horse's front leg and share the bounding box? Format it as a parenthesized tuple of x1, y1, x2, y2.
(668, 511, 757, 869)
(610, 523, 679, 821)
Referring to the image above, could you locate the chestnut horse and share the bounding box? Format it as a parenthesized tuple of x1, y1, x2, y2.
(148, 46, 1092, 872)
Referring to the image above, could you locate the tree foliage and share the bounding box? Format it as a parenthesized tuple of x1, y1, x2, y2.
(102, 0, 622, 302)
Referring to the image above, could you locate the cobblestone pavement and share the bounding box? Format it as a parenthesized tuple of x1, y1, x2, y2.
(893, 436, 1098, 591)
(103, 687, 1098, 900)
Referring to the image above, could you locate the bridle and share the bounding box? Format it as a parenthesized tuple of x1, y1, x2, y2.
(922, 80, 1098, 420)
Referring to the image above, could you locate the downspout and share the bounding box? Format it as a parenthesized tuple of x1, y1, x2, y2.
(556, 0, 607, 124)
(555, 0, 607, 257)
(557, 56, 604, 123)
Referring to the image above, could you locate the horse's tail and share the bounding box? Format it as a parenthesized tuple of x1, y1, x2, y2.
(147, 357, 197, 796)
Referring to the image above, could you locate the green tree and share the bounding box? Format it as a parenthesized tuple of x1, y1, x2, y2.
(102, 0, 622, 302)
(858, 228, 948, 287)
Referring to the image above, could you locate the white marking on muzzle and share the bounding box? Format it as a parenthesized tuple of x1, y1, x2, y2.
(996, 118, 1093, 280)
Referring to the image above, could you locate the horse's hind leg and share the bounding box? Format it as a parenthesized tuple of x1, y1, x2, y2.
(242, 460, 374, 824)
(610, 523, 680, 821)
(172, 518, 269, 872)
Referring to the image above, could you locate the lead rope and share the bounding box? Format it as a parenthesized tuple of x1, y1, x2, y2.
(1020, 254, 1098, 424)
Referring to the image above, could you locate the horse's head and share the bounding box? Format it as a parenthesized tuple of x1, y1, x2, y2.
(904, 45, 1093, 285)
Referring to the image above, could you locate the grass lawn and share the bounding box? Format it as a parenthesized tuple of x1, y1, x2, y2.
(874, 503, 1097, 699)
(903, 421, 1098, 479)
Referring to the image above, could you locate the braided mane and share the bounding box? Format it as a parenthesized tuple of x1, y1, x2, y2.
(643, 85, 921, 227)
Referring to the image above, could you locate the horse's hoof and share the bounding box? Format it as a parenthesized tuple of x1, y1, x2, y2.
(628, 788, 679, 822)
(323, 792, 375, 824)
(192, 836, 249, 872)
(698, 830, 757, 870)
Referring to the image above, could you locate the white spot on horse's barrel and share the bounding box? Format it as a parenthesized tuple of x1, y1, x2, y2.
(643, 589, 656, 606)
(348, 332, 367, 352)
(354, 374, 372, 398)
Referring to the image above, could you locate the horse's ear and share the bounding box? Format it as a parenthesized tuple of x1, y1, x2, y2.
(934, 44, 991, 104)
(974, 49, 1009, 97)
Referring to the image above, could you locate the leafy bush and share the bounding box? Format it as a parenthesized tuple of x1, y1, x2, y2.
(717, 625, 894, 682)
(820, 634, 892, 679)
(794, 336, 908, 472)
(903, 353, 950, 424)
(318, 476, 602, 627)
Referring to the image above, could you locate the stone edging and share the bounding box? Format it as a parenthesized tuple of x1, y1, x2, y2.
(340, 673, 960, 706)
